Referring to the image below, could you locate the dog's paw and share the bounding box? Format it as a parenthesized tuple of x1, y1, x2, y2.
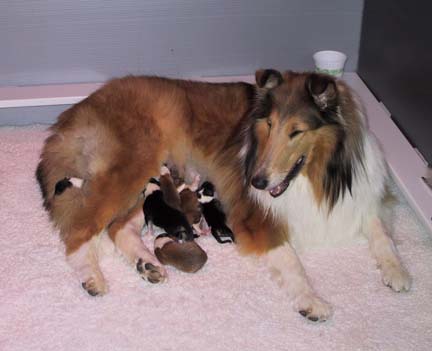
(81, 276, 107, 297)
(294, 293, 332, 322)
(380, 263, 411, 292)
(136, 258, 167, 284)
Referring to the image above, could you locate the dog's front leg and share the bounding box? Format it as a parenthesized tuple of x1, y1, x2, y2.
(267, 243, 332, 322)
(367, 217, 411, 292)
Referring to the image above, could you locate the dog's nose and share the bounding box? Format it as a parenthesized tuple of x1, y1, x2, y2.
(251, 175, 268, 190)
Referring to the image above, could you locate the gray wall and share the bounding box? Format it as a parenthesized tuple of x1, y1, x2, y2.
(0, 0, 364, 125)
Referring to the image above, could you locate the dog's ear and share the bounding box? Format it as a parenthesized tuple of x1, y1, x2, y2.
(306, 73, 338, 111)
(255, 69, 283, 89)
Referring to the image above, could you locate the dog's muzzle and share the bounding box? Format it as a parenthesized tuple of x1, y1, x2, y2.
(268, 155, 306, 198)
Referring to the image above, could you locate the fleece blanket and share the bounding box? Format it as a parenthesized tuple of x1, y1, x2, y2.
(1, 125, 432, 351)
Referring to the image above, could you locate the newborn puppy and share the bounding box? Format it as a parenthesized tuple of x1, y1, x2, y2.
(148, 168, 208, 273)
(197, 181, 235, 244)
(143, 178, 194, 242)
(154, 234, 207, 273)
(166, 164, 184, 188)
(159, 166, 182, 211)
(180, 188, 201, 226)
(180, 187, 211, 237)
(159, 165, 209, 235)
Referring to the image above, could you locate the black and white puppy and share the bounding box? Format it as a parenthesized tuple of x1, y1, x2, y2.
(197, 181, 235, 244)
(143, 178, 194, 242)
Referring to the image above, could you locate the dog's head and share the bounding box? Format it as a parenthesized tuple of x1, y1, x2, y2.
(242, 69, 364, 208)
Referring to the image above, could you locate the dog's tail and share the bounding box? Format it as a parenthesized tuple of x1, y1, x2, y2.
(35, 160, 51, 210)
(36, 161, 83, 213)
(35, 126, 88, 212)
(35, 136, 76, 211)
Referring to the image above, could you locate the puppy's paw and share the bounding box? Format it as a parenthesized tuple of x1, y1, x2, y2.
(136, 258, 167, 284)
(381, 263, 411, 292)
(81, 276, 107, 297)
(294, 293, 332, 322)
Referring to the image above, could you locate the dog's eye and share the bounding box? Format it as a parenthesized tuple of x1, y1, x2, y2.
(289, 130, 302, 139)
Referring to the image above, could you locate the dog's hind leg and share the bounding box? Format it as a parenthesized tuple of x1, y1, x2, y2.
(267, 243, 332, 322)
(107, 199, 167, 284)
(57, 168, 159, 296)
(367, 217, 411, 292)
(67, 234, 106, 296)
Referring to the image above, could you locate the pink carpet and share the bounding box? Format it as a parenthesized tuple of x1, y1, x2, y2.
(1, 125, 432, 351)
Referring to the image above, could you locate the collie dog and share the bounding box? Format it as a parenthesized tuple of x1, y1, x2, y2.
(36, 70, 410, 321)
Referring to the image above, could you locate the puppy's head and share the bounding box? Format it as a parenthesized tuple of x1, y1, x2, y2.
(197, 181, 215, 204)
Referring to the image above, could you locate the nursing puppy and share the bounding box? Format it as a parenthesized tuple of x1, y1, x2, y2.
(154, 234, 208, 273)
(143, 178, 194, 242)
(36, 70, 410, 322)
(197, 181, 235, 244)
(159, 166, 183, 211)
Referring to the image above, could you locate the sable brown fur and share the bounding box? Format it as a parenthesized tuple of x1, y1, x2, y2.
(36, 71, 367, 264)
(36, 75, 283, 261)
(36, 70, 411, 320)
(107, 198, 144, 243)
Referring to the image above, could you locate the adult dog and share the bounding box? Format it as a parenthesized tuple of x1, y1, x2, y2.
(36, 70, 410, 321)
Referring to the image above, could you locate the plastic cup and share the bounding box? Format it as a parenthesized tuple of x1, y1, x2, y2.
(313, 50, 347, 78)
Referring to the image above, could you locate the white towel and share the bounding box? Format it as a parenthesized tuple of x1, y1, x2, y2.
(1, 125, 431, 351)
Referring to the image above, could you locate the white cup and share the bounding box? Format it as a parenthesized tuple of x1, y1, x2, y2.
(313, 50, 347, 78)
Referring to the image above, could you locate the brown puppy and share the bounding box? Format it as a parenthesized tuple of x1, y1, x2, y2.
(179, 188, 201, 226)
(159, 166, 182, 211)
(151, 166, 207, 272)
(154, 234, 207, 273)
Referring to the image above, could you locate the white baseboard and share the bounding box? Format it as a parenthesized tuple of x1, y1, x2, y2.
(0, 75, 254, 108)
(0, 83, 103, 108)
(1, 73, 430, 233)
